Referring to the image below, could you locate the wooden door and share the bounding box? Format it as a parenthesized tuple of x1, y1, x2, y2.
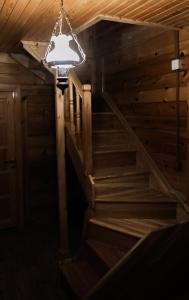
(0, 91, 17, 227)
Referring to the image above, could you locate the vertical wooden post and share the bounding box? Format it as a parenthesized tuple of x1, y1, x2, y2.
(54, 72, 69, 257)
(76, 91, 81, 134)
(101, 56, 105, 94)
(82, 84, 93, 174)
(175, 31, 181, 171)
(186, 83, 189, 202)
(15, 87, 24, 228)
(69, 80, 75, 133)
(64, 88, 69, 121)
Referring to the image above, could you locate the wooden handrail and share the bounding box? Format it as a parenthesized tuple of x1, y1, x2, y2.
(65, 70, 93, 175)
(69, 70, 83, 98)
(102, 92, 189, 216)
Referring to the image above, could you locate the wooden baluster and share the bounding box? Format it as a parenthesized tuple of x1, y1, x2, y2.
(64, 88, 69, 122)
(82, 84, 93, 174)
(76, 91, 81, 147)
(69, 80, 75, 133)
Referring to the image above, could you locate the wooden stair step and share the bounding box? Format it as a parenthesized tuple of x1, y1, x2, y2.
(90, 218, 175, 237)
(95, 188, 176, 202)
(94, 188, 177, 219)
(93, 167, 149, 182)
(60, 259, 100, 299)
(94, 171, 150, 184)
(95, 172, 150, 196)
(87, 218, 141, 251)
(86, 239, 125, 269)
(92, 112, 122, 130)
(93, 165, 137, 177)
(89, 218, 148, 238)
(94, 143, 135, 152)
(94, 149, 136, 170)
(93, 129, 130, 147)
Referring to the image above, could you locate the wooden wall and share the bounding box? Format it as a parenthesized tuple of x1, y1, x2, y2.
(0, 53, 56, 221)
(92, 22, 189, 196)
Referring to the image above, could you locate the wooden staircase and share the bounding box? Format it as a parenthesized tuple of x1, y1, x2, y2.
(61, 71, 189, 299)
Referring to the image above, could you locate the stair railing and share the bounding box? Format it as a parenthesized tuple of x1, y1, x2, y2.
(65, 70, 93, 175)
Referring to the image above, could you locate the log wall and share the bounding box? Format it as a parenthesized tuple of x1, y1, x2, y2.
(0, 53, 56, 220)
(93, 22, 189, 196)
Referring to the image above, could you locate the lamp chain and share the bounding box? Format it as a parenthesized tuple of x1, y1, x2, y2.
(60, 0, 86, 63)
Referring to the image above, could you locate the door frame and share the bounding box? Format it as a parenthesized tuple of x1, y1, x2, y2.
(0, 84, 24, 228)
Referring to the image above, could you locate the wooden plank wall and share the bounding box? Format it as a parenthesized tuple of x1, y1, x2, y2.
(0, 53, 56, 220)
(92, 22, 189, 196)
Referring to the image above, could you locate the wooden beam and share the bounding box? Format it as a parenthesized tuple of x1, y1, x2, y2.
(10, 53, 48, 82)
(21, 40, 54, 75)
(75, 14, 179, 34)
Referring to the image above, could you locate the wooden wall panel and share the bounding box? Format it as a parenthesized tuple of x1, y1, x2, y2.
(93, 23, 189, 195)
(0, 52, 56, 220)
(22, 87, 56, 217)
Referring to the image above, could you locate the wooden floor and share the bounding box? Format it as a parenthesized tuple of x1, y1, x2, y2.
(0, 208, 71, 300)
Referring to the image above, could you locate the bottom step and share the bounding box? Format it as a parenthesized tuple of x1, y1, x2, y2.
(60, 259, 100, 299)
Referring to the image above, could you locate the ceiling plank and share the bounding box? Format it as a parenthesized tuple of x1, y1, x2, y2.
(142, 0, 189, 21)
(0, 0, 18, 30)
(1, 0, 189, 52)
(0, 0, 31, 43)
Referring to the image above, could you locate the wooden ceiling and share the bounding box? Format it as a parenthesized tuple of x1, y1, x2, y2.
(1, 0, 189, 52)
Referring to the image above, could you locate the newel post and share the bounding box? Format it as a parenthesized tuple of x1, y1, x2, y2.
(55, 73, 69, 258)
(82, 84, 93, 174)
(187, 82, 189, 203)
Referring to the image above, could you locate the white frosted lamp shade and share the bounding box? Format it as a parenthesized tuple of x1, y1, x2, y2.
(46, 34, 80, 68)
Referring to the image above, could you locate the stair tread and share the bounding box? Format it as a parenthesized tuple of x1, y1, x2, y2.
(89, 217, 175, 238)
(94, 170, 149, 181)
(86, 239, 125, 269)
(92, 112, 113, 116)
(61, 259, 100, 298)
(94, 165, 137, 177)
(94, 144, 134, 152)
(93, 129, 126, 133)
(95, 188, 177, 202)
(94, 148, 136, 155)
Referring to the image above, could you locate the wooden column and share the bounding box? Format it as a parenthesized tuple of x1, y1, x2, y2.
(175, 31, 181, 171)
(54, 74, 69, 257)
(187, 82, 189, 203)
(82, 84, 93, 174)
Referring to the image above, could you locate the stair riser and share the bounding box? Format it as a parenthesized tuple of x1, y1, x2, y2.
(93, 132, 129, 147)
(94, 151, 136, 170)
(95, 180, 149, 196)
(83, 243, 109, 275)
(87, 223, 139, 251)
(95, 203, 177, 219)
(93, 116, 121, 130)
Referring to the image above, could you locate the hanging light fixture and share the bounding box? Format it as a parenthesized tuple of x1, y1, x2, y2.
(44, 0, 86, 71)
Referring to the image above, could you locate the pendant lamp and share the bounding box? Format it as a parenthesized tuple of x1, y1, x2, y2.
(44, 0, 86, 71)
